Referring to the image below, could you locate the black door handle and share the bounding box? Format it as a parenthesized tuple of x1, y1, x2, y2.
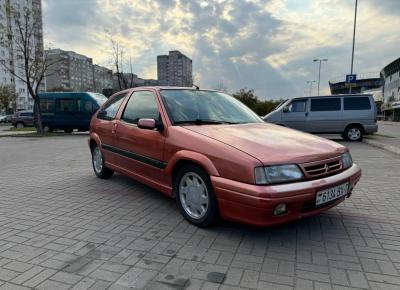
(305, 112, 309, 116)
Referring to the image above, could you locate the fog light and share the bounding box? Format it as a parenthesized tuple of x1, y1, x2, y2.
(273, 203, 287, 216)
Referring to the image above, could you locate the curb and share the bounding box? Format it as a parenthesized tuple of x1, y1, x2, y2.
(363, 139, 400, 156)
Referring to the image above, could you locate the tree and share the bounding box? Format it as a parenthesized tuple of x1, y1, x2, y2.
(0, 85, 18, 113)
(232, 88, 258, 108)
(232, 88, 283, 116)
(0, 1, 56, 134)
(46, 86, 74, 92)
(111, 38, 135, 91)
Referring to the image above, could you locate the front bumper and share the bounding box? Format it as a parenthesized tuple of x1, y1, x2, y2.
(212, 163, 362, 226)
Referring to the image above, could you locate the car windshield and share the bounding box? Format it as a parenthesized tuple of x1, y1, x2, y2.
(160, 90, 262, 125)
(275, 99, 289, 110)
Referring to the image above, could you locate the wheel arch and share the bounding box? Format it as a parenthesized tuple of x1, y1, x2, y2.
(89, 132, 102, 151)
(166, 151, 220, 197)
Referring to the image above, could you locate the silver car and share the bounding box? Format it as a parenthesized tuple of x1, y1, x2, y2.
(263, 94, 378, 141)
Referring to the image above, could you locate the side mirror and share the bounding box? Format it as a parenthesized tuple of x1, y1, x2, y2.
(282, 106, 289, 113)
(137, 118, 156, 130)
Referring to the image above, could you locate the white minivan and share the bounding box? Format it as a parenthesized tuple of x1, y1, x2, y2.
(263, 94, 378, 141)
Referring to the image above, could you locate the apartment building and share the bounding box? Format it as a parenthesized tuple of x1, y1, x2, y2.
(0, 0, 44, 110)
(46, 49, 112, 93)
(157, 50, 192, 87)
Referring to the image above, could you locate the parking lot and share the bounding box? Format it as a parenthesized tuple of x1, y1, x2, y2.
(0, 136, 400, 290)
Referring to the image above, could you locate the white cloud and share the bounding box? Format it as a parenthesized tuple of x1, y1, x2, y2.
(42, 0, 400, 99)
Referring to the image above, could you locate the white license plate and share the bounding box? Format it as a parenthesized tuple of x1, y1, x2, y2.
(316, 183, 349, 206)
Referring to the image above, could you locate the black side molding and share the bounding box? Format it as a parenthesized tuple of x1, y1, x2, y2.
(102, 144, 167, 169)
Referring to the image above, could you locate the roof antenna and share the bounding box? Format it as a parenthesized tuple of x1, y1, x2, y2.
(193, 84, 200, 90)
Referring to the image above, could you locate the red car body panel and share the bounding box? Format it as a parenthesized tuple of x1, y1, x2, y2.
(89, 87, 362, 227)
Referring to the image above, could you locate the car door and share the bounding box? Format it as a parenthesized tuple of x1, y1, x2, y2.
(307, 97, 342, 133)
(95, 93, 127, 163)
(280, 99, 309, 131)
(22, 112, 34, 126)
(114, 90, 166, 181)
(54, 97, 75, 129)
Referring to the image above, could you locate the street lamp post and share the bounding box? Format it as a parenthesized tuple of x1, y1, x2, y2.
(306, 80, 316, 96)
(349, 0, 358, 94)
(313, 58, 328, 96)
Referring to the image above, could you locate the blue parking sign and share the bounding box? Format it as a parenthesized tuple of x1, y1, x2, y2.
(346, 74, 357, 83)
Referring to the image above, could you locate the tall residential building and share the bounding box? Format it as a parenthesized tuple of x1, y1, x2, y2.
(157, 50, 192, 87)
(46, 49, 112, 93)
(93, 64, 113, 93)
(0, 0, 44, 110)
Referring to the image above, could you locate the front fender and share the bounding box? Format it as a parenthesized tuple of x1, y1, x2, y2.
(165, 150, 220, 177)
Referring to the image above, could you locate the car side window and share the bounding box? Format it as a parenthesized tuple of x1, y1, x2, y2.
(40, 99, 54, 113)
(97, 93, 126, 120)
(288, 100, 307, 112)
(344, 97, 371, 110)
(311, 98, 341, 111)
(84, 100, 95, 113)
(56, 98, 75, 112)
(121, 91, 160, 124)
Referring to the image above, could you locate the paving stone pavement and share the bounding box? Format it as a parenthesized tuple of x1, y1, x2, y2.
(0, 135, 400, 290)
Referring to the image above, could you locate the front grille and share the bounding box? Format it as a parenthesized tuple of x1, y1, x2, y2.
(301, 157, 342, 179)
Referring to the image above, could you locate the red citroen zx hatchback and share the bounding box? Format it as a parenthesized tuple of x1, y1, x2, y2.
(89, 87, 361, 227)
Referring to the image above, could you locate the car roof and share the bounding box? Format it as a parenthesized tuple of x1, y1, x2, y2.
(291, 94, 373, 100)
(39, 92, 97, 97)
(124, 86, 219, 93)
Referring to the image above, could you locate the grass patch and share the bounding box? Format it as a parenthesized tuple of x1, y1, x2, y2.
(7, 127, 36, 132)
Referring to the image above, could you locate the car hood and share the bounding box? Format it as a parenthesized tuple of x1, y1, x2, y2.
(182, 123, 346, 165)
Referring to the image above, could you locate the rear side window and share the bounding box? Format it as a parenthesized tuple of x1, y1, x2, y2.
(344, 97, 371, 110)
(97, 93, 126, 120)
(20, 112, 33, 117)
(311, 98, 341, 111)
(122, 91, 160, 124)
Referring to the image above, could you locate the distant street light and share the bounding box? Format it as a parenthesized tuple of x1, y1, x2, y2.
(313, 59, 328, 96)
(349, 0, 358, 94)
(306, 80, 316, 96)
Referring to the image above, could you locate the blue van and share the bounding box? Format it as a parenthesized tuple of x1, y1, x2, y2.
(39, 92, 108, 133)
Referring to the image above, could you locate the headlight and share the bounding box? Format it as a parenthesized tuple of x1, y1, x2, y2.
(341, 152, 353, 169)
(255, 164, 304, 185)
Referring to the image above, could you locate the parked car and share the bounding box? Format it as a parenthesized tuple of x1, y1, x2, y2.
(11, 110, 34, 128)
(89, 87, 362, 227)
(39, 92, 108, 133)
(263, 94, 378, 141)
(0, 115, 12, 123)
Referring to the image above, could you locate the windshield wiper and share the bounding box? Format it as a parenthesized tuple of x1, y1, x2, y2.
(174, 119, 238, 125)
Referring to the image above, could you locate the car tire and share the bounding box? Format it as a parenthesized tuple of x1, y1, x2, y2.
(16, 122, 24, 129)
(343, 125, 363, 142)
(91, 144, 114, 179)
(174, 164, 219, 227)
(64, 128, 73, 133)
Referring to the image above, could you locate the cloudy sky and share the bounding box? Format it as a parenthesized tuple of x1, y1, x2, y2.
(42, 0, 399, 99)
